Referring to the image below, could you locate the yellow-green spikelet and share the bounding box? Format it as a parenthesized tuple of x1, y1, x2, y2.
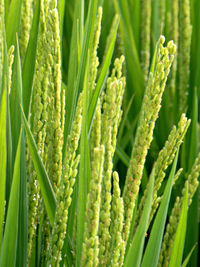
(178, 0, 192, 114)
(19, 0, 35, 63)
(48, 93, 82, 266)
(109, 171, 125, 267)
(81, 145, 105, 267)
(99, 56, 125, 266)
(169, 0, 178, 99)
(28, 0, 63, 259)
(122, 36, 176, 246)
(89, 6, 102, 94)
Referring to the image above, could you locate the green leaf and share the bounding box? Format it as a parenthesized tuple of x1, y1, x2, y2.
(10, 36, 22, 166)
(115, 145, 130, 167)
(16, 130, 28, 267)
(0, 81, 7, 251)
(64, 0, 98, 155)
(21, 107, 56, 226)
(141, 151, 179, 267)
(183, 88, 199, 266)
(0, 131, 21, 267)
(5, 0, 22, 48)
(63, 0, 84, 155)
(76, 53, 90, 267)
(58, 0, 66, 38)
(182, 243, 197, 267)
(88, 15, 119, 133)
(22, 0, 40, 117)
(124, 169, 155, 267)
(168, 183, 188, 267)
(113, 0, 144, 113)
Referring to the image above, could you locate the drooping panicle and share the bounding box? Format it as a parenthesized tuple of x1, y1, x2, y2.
(89, 6, 102, 94)
(133, 113, 190, 231)
(109, 172, 125, 267)
(169, 0, 178, 99)
(28, 0, 63, 259)
(81, 145, 105, 267)
(19, 0, 35, 63)
(122, 36, 176, 246)
(178, 0, 192, 114)
(99, 56, 125, 266)
(48, 93, 82, 266)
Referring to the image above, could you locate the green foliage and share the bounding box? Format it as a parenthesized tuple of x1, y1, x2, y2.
(0, 0, 199, 266)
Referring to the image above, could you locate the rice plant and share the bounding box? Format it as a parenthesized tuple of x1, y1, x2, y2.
(0, 0, 199, 266)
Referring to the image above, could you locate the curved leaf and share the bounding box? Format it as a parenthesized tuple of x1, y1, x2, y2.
(169, 183, 188, 267)
(124, 169, 155, 267)
(21, 107, 56, 226)
(141, 151, 179, 267)
(0, 132, 21, 267)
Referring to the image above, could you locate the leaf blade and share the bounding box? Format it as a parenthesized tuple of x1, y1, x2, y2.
(141, 152, 179, 267)
(168, 183, 188, 267)
(0, 132, 22, 267)
(21, 107, 56, 226)
(124, 169, 155, 267)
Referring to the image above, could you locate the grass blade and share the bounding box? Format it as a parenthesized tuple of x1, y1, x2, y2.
(16, 129, 28, 267)
(141, 151, 179, 267)
(64, 0, 98, 155)
(21, 107, 56, 226)
(58, 0, 66, 38)
(76, 54, 90, 267)
(182, 243, 197, 267)
(5, 0, 22, 48)
(10, 36, 22, 165)
(124, 169, 155, 267)
(183, 88, 199, 266)
(168, 183, 188, 267)
(63, 0, 84, 155)
(0, 131, 21, 267)
(0, 81, 7, 251)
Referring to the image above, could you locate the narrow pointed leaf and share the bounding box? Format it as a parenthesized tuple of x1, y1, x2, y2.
(21, 107, 56, 225)
(182, 243, 197, 267)
(0, 83, 7, 250)
(5, 0, 22, 48)
(10, 36, 22, 164)
(124, 169, 155, 267)
(16, 130, 28, 267)
(76, 54, 90, 267)
(64, 0, 98, 155)
(169, 183, 188, 267)
(0, 132, 21, 267)
(141, 152, 179, 267)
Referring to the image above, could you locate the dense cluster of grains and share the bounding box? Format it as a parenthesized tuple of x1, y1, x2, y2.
(48, 94, 82, 266)
(19, 0, 35, 63)
(81, 146, 104, 267)
(122, 36, 176, 246)
(28, 0, 63, 260)
(99, 56, 125, 266)
(178, 0, 192, 114)
(133, 114, 190, 232)
(1, 2, 199, 267)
